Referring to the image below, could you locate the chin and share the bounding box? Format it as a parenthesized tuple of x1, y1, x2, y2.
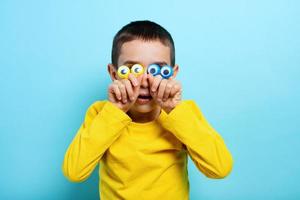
(131, 100, 157, 113)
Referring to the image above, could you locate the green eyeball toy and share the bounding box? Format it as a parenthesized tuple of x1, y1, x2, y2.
(117, 64, 145, 79)
(147, 64, 173, 79)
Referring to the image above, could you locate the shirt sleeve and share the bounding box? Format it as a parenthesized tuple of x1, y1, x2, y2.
(62, 100, 132, 182)
(158, 100, 234, 179)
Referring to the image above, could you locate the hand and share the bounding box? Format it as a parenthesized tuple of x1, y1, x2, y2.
(108, 73, 144, 112)
(148, 74, 182, 113)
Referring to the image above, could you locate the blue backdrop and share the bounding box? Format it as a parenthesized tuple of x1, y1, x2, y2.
(1, 0, 299, 199)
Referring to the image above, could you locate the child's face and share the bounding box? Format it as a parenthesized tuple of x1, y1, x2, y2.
(115, 39, 177, 114)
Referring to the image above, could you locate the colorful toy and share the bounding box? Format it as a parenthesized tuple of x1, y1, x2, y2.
(117, 64, 145, 79)
(131, 64, 144, 76)
(147, 64, 161, 76)
(117, 63, 173, 79)
(117, 64, 144, 79)
(147, 64, 173, 79)
(160, 65, 173, 79)
(117, 65, 130, 79)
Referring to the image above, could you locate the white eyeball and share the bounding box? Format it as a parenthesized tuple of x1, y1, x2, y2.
(147, 64, 161, 76)
(160, 65, 173, 79)
(131, 64, 144, 76)
(117, 65, 130, 79)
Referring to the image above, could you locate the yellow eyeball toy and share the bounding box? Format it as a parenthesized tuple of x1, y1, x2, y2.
(131, 64, 144, 76)
(117, 65, 130, 79)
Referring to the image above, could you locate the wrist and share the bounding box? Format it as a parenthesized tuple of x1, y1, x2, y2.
(162, 101, 181, 114)
(108, 100, 130, 113)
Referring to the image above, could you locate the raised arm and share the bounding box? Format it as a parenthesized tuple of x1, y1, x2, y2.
(158, 100, 234, 179)
(62, 101, 131, 182)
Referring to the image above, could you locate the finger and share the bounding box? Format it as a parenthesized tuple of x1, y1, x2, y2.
(147, 73, 154, 87)
(123, 79, 134, 101)
(111, 81, 122, 100)
(170, 83, 181, 96)
(109, 84, 121, 102)
(157, 79, 167, 102)
(135, 73, 144, 89)
(128, 73, 138, 87)
(117, 81, 127, 103)
(151, 74, 162, 92)
(147, 74, 156, 98)
(112, 84, 122, 101)
(132, 74, 144, 99)
(163, 81, 174, 101)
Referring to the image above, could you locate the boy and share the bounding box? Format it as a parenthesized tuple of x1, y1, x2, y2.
(62, 20, 233, 200)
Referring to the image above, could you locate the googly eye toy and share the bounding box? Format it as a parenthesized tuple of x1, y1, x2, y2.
(147, 64, 173, 79)
(117, 64, 145, 79)
(131, 64, 144, 76)
(117, 65, 130, 79)
(147, 64, 161, 76)
(160, 65, 173, 79)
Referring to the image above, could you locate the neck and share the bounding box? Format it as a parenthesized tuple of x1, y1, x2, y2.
(127, 106, 161, 123)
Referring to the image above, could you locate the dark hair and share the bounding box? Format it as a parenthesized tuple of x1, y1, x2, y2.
(111, 20, 175, 67)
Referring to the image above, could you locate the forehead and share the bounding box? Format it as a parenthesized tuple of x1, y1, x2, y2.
(118, 39, 171, 66)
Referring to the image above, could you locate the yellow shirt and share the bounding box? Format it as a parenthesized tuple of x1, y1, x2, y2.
(62, 100, 233, 200)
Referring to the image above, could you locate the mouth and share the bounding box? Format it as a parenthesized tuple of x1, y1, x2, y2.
(136, 94, 152, 104)
(138, 95, 152, 99)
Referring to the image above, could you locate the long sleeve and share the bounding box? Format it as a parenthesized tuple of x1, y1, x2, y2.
(158, 100, 234, 179)
(62, 100, 132, 182)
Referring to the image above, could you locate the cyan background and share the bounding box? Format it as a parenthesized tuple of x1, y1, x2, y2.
(1, 0, 299, 199)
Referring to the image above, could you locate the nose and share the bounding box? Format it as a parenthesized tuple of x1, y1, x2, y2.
(140, 72, 149, 88)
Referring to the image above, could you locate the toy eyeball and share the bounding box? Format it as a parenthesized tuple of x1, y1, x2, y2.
(147, 64, 161, 76)
(160, 65, 173, 79)
(131, 64, 144, 76)
(117, 65, 130, 79)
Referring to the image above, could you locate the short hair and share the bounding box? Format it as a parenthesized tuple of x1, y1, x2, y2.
(111, 20, 175, 67)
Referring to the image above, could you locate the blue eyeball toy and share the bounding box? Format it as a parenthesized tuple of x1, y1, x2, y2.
(147, 64, 173, 79)
(160, 65, 173, 79)
(147, 64, 161, 76)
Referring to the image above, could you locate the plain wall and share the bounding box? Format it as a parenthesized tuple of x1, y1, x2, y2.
(1, 0, 299, 199)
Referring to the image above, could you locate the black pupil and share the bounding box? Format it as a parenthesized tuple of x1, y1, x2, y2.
(134, 68, 139, 73)
(150, 68, 156, 74)
(163, 69, 169, 75)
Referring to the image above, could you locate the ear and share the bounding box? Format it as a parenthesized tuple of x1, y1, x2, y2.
(172, 64, 179, 78)
(107, 64, 118, 81)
